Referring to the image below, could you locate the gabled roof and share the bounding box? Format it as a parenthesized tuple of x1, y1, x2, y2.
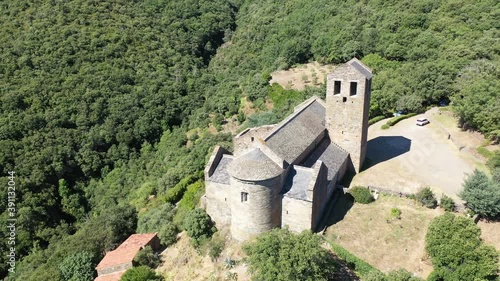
(301, 137, 349, 181)
(347, 58, 373, 79)
(96, 233, 158, 270)
(264, 97, 326, 164)
(94, 270, 126, 281)
(208, 154, 233, 184)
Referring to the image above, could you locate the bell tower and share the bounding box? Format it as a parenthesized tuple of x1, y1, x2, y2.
(325, 58, 372, 173)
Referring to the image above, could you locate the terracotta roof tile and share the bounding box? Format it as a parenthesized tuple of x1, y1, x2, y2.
(94, 270, 126, 281)
(96, 233, 158, 270)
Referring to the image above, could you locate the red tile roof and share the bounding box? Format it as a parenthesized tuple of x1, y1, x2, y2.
(96, 233, 158, 270)
(94, 270, 126, 281)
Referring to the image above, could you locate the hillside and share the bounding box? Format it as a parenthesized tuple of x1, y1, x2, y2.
(0, 0, 498, 279)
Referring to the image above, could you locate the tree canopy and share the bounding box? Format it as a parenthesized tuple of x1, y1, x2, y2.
(460, 169, 500, 219)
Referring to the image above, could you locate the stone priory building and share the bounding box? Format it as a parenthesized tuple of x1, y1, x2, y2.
(204, 58, 372, 241)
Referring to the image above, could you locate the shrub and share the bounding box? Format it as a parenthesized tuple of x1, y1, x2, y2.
(387, 269, 424, 281)
(415, 187, 437, 208)
(120, 266, 163, 281)
(439, 195, 455, 212)
(207, 233, 225, 261)
(349, 186, 374, 204)
(390, 208, 402, 219)
(164, 175, 198, 204)
(133, 246, 161, 268)
(386, 113, 418, 127)
(183, 208, 216, 247)
(137, 204, 178, 247)
(381, 124, 390, 130)
(369, 115, 386, 126)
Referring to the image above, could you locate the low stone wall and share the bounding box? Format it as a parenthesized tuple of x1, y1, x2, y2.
(97, 262, 132, 276)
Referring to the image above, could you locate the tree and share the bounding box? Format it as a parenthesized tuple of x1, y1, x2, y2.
(425, 213, 498, 280)
(137, 204, 178, 247)
(120, 266, 163, 281)
(133, 246, 161, 269)
(59, 251, 95, 281)
(183, 208, 216, 247)
(244, 228, 336, 281)
(460, 169, 500, 218)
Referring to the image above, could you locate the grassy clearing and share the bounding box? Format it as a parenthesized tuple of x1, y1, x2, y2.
(326, 195, 442, 278)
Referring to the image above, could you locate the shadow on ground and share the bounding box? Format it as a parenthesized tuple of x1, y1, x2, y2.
(363, 136, 411, 170)
(317, 188, 355, 231)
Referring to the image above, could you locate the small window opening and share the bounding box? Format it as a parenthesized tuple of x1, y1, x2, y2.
(334, 81, 341, 95)
(342, 97, 347, 103)
(224, 198, 227, 202)
(241, 192, 248, 202)
(286, 210, 288, 214)
(251, 137, 254, 142)
(350, 81, 357, 96)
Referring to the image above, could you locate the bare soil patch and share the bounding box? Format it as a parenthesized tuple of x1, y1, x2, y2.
(269, 62, 334, 90)
(478, 220, 500, 250)
(325, 195, 442, 279)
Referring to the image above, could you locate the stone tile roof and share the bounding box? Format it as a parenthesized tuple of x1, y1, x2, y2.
(94, 270, 126, 281)
(228, 148, 282, 181)
(264, 98, 326, 164)
(282, 167, 313, 201)
(96, 233, 158, 270)
(302, 137, 348, 181)
(208, 154, 233, 184)
(348, 58, 373, 79)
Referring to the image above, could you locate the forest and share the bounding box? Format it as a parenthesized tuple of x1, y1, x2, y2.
(0, 0, 498, 279)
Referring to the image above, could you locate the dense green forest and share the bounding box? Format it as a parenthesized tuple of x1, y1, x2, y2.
(0, 0, 498, 279)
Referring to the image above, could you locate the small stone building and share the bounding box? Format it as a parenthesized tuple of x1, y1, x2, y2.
(204, 58, 372, 241)
(94, 233, 161, 281)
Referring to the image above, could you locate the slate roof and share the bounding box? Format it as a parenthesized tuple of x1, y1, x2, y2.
(96, 233, 158, 270)
(348, 58, 373, 79)
(208, 154, 233, 184)
(302, 138, 349, 181)
(282, 167, 313, 201)
(264, 98, 326, 164)
(228, 149, 282, 181)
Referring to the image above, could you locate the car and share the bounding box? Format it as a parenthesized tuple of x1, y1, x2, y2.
(416, 118, 430, 126)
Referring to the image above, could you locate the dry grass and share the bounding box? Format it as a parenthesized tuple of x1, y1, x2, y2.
(158, 231, 250, 281)
(325, 195, 442, 279)
(478, 220, 500, 251)
(269, 62, 334, 90)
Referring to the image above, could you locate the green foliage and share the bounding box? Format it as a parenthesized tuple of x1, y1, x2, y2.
(369, 116, 386, 126)
(133, 246, 161, 269)
(477, 146, 494, 158)
(439, 195, 455, 212)
(486, 150, 500, 171)
(173, 180, 206, 229)
(381, 124, 390, 130)
(164, 175, 198, 204)
(327, 240, 379, 277)
(390, 208, 402, 219)
(120, 266, 163, 281)
(425, 213, 498, 280)
(386, 113, 419, 127)
(183, 208, 216, 247)
(59, 251, 94, 281)
(415, 187, 437, 209)
(349, 186, 374, 204)
(137, 204, 177, 247)
(460, 169, 500, 218)
(244, 229, 336, 281)
(207, 232, 226, 262)
(386, 269, 424, 281)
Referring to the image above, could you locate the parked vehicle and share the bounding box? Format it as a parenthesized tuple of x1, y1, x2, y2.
(416, 118, 430, 126)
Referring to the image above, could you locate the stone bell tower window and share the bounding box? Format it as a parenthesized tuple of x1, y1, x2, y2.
(241, 192, 248, 202)
(334, 81, 341, 95)
(350, 81, 358, 96)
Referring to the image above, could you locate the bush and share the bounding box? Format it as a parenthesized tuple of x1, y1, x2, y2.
(137, 204, 178, 247)
(387, 269, 424, 281)
(386, 113, 418, 127)
(183, 208, 216, 247)
(425, 213, 498, 280)
(369, 115, 386, 126)
(133, 246, 161, 268)
(415, 187, 437, 208)
(244, 229, 336, 281)
(390, 208, 402, 219)
(120, 266, 163, 281)
(381, 124, 390, 130)
(207, 233, 225, 261)
(349, 186, 374, 204)
(439, 195, 455, 212)
(164, 175, 198, 204)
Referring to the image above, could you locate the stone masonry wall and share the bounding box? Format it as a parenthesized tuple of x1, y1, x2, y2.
(326, 65, 369, 173)
(230, 175, 283, 241)
(281, 197, 312, 233)
(205, 182, 231, 227)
